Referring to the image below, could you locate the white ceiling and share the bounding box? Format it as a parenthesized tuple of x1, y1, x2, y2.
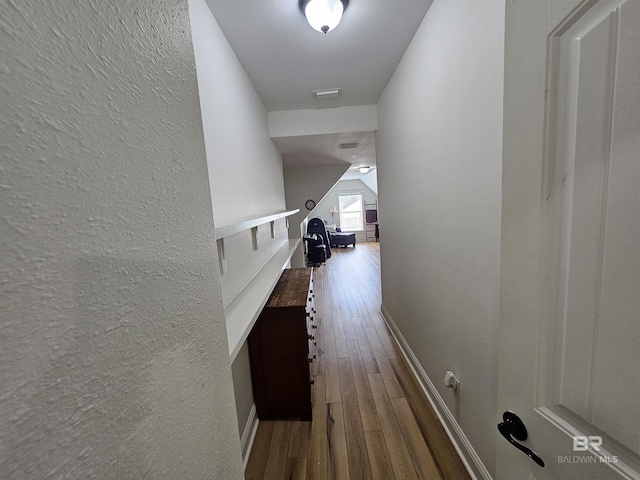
(273, 130, 376, 178)
(204, 0, 433, 173)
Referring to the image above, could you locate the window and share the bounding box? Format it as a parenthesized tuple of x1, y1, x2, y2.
(338, 194, 363, 231)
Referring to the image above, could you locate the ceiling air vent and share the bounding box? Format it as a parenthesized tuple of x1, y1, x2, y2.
(313, 88, 341, 100)
(338, 142, 359, 149)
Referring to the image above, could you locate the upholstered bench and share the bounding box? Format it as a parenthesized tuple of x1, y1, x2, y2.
(330, 232, 356, 248)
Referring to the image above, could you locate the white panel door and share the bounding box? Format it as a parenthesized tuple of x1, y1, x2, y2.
(498, 0, 640, 478)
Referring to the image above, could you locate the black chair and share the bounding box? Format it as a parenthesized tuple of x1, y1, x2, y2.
(307, 218, 331, 258)
(303, 233, 326, 265)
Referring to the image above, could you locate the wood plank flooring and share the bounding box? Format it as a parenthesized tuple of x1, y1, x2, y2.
(245, 242, 471, 480)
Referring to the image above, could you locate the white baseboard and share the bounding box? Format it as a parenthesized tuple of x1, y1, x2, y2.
(240, 404, 259, 470)
(380, 304, 493, 480)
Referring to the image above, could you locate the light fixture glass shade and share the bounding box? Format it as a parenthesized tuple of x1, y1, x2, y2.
(304, 0, 344, 33)
(359, 166, 370, 174)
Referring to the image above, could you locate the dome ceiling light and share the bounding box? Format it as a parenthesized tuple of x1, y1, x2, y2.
(299, 0, 349, 34)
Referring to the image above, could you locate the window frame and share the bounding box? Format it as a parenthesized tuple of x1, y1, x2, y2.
(337, 193, 364, 232)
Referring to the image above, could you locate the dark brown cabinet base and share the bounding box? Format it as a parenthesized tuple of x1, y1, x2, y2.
(248, 268, 315, 421)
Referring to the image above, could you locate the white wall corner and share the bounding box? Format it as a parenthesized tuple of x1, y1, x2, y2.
(379, 304, 493, 480)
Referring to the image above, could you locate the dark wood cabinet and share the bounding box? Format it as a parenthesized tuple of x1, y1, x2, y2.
(248, 268, 316, 421)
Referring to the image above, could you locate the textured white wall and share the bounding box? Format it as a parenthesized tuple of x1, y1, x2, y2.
(376, 0, 504, 474)
(194, 0, 286, 226)
(1, 1, 243, 478)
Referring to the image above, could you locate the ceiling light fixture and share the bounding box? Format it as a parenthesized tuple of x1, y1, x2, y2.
(300, 0, 349, 34)
(359, 166, 370, 174)
(314, 88, 341, 99)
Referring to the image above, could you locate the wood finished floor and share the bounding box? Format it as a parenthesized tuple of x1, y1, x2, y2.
(245, 242, 471, 480)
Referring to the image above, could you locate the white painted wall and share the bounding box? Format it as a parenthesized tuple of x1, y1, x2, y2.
(376, 0, 505, 476)
(1, 1, 243, 478)
(191, 0, 290, 306)
(195, 0, 286, 226)
(217, 220, 290, 307)
(268, 105, 377, 138)
(189, 0, 291, 446)
(360, 170, 378, 195)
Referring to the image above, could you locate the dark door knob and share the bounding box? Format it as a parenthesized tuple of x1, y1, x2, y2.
(497, 411, 545, 467)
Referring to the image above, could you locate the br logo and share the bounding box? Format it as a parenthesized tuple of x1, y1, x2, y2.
(573, 436, 603, 452)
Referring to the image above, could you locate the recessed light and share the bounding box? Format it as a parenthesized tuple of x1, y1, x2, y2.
(338, 142, 358, 149)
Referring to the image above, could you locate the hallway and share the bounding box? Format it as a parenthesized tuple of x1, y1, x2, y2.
(245, 243, 470, 480)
